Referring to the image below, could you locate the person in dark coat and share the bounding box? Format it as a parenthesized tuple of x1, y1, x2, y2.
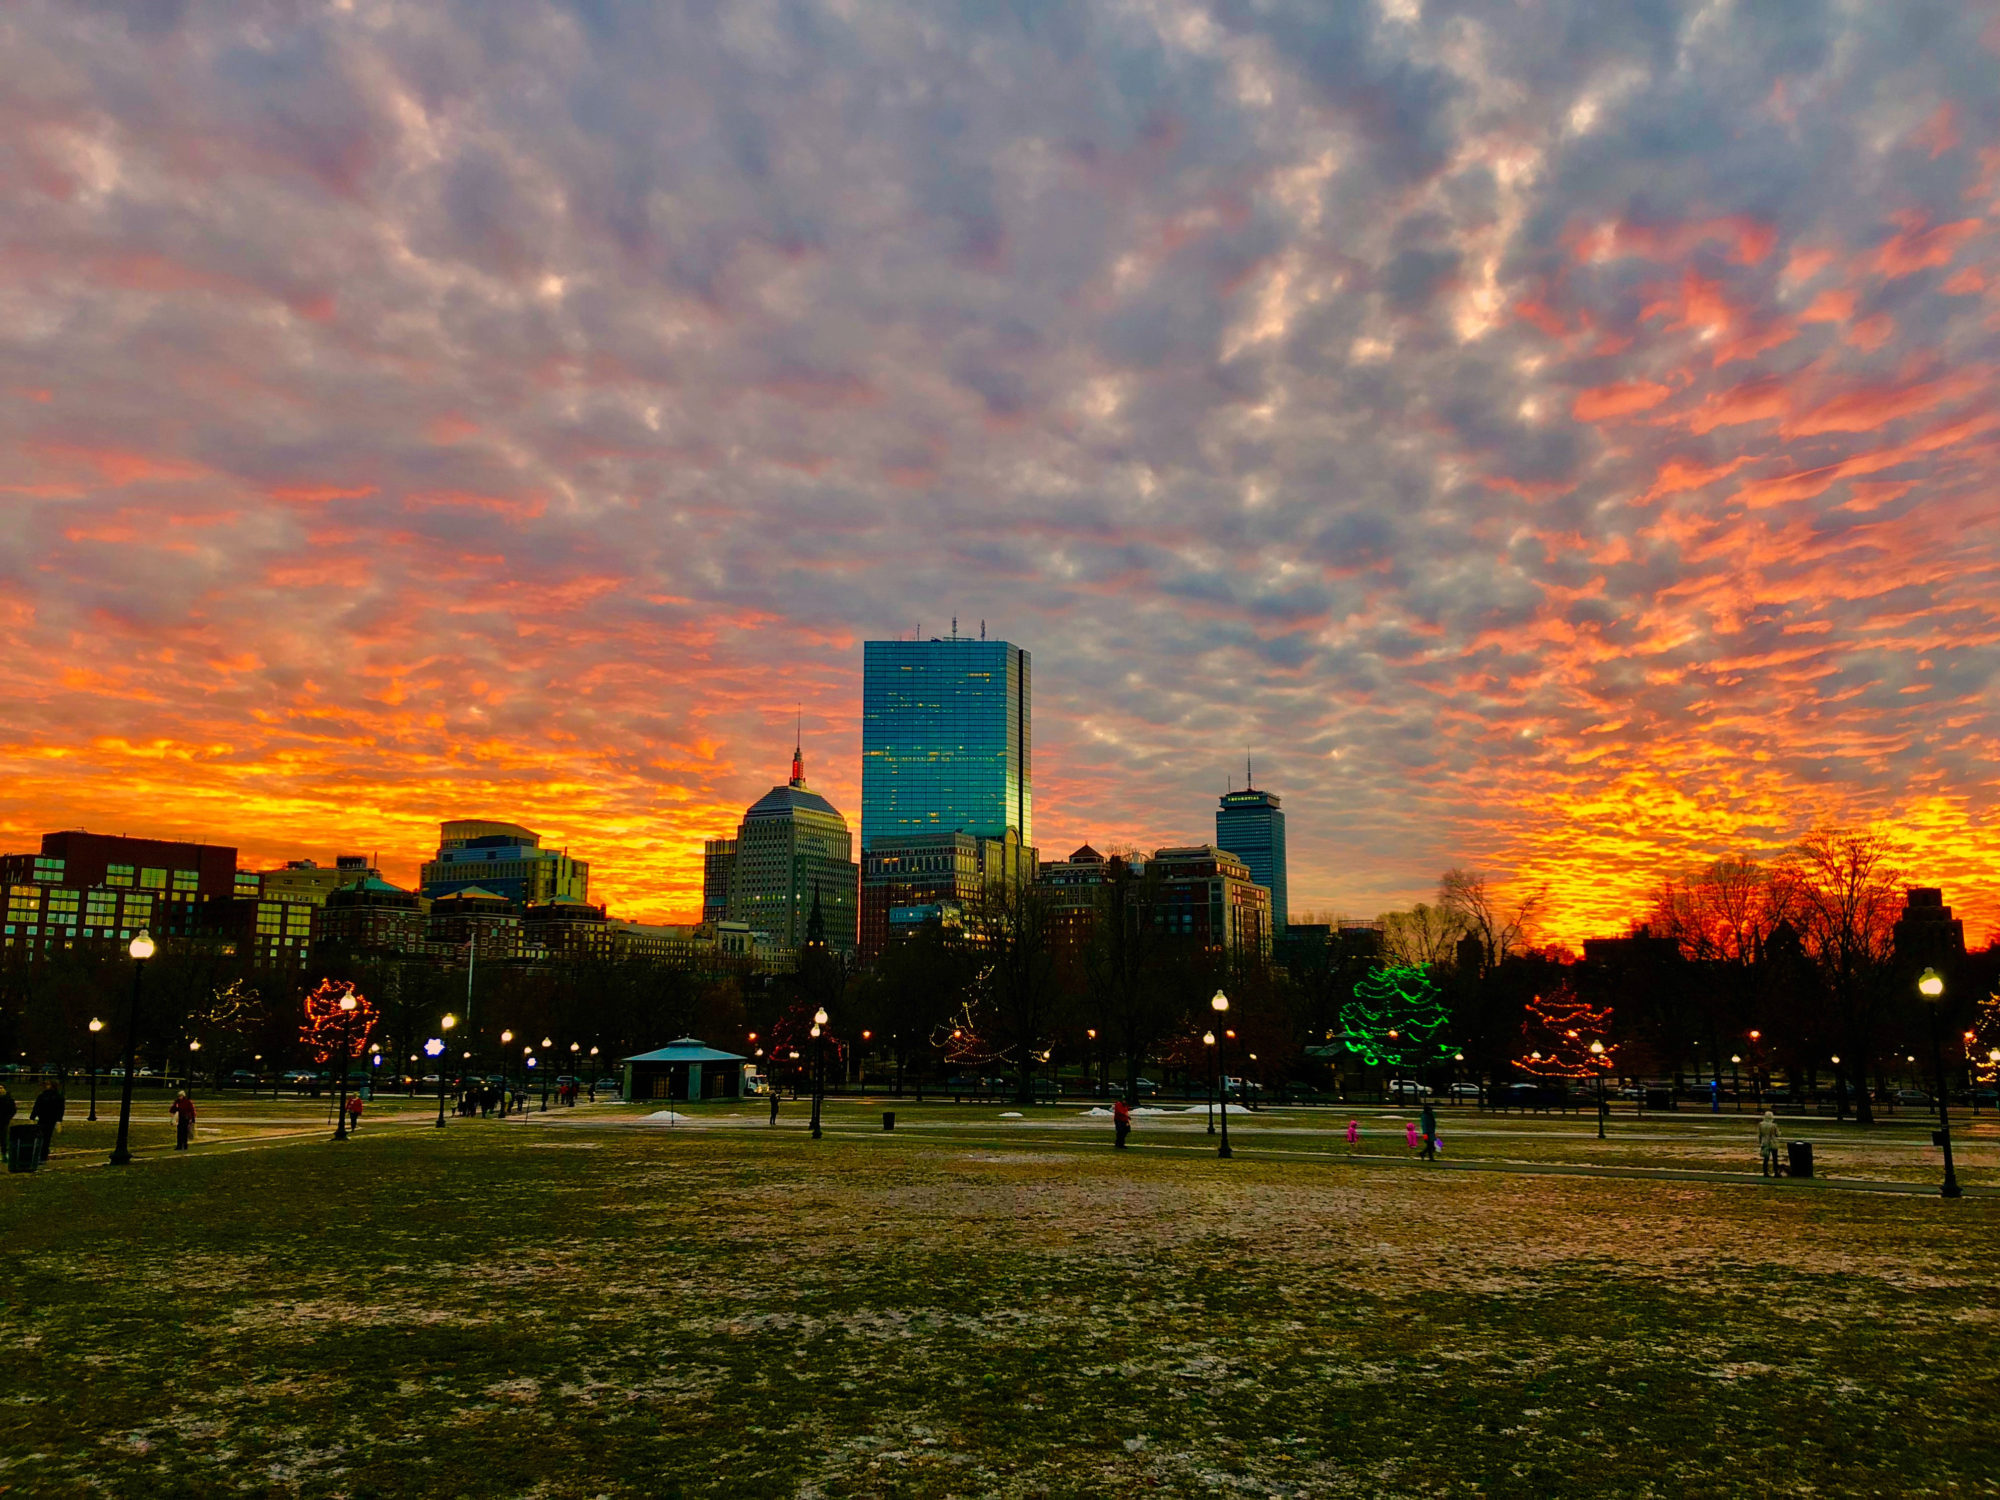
(769, 1090, 780, 1127)
(0, 1086, 14, 1135)
(1113, 1098, 1132, 1150)
(30, 1083, 65, 1161)
(1418, 1101, 1438, 1161)
(169, 1091, 197, 1150)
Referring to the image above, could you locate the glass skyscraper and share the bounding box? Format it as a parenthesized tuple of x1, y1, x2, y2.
(1216, 784, 1286, 933)
(861, 637, 1031, 851)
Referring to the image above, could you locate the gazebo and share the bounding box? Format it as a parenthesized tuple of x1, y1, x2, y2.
(621, 1038, 749, 1103)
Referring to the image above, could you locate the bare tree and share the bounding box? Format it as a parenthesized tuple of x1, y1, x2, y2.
(1779, 828, 1905, 1125)
(1438, 869, 1547, 971)
(1377, 903, 1468, 969)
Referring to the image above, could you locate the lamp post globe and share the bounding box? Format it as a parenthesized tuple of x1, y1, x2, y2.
(109, 932, 154, 1166)
(1916, 968, 1961, 1199)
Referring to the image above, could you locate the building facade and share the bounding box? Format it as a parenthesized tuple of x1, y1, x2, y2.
(859, 827, 1032, 959)
(1215, 783, 1287, 934)
(723, 747, 858, 956)
(1146, 845, 1272, 956)
(861, 635, 1031, 852)
(314, 876, 425, 957)
(420, 820, 589, 906)
(1, 832, 242, 960)
(701, 838, 737, 925)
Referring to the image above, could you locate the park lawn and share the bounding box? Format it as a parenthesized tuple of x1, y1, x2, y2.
(4, 1111, 1997, 1498)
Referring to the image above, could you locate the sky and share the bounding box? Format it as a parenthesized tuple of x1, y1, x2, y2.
(2, 0, 1998, 949)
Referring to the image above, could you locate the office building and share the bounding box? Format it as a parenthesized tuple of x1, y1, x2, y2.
(861, 634, 1031, 852)
(1216, 780, 1287, 934)
(701, 838, 736, 925)
(255, 855, 379, 907)
(1893, 887, 1966, 964)
(312, 876, 423, 958)
(1, 831, 244, 959)
(859, 828, 1032, 960)
(1147, 845, 1272, 956)
(420, 820, 589, 906)
(722, 745, 858, 956)
(426, 886, 523, 962)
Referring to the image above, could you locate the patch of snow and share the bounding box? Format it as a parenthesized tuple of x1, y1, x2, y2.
(998, 1111, 1024, 1118)
(644, 1110, 689, 1123)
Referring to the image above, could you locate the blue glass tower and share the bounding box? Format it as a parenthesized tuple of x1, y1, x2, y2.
(1216, 782, 1286, 934)
(861, 637, 1031, 850)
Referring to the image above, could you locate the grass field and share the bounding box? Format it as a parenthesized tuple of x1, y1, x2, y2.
(7, 1096, 1998, 1497)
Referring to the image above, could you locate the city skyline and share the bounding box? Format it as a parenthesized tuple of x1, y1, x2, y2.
(2, 6, 1997, 948)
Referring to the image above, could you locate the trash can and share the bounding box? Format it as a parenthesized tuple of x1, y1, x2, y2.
(1786, 1140, 1813, 1179)
(7, 1124, 39, 1174)
(882, 1111, 896, 1132)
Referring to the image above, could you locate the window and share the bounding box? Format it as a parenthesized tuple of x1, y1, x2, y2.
(106, 864, 134, 887)
(172, 870, 199, 892)
(140, 868, 167, 890)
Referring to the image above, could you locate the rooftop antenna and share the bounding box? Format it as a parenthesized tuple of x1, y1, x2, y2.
(1246, 755, 1253, 790)
(792, 707, 804, 786)
(951, 615, 958, 640)
(980, 619, 986, 640)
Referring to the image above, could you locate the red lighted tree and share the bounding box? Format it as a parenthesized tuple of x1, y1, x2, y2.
(299, 978, 377, 1064)
(1515, 981, 1615, 1080)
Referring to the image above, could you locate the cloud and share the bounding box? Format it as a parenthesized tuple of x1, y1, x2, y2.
(0, 0, 1997, 947)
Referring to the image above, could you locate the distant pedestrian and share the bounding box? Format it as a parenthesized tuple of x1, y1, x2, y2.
(169, 1090, 197, 1150)
(1345, 1119, 1360, 1149)
(1419, 1102, 1438, 1162)
(0, 1086, 14, 1136)
(769, 1090, 780, 1127)
(345, 1094, 364, 1132)
(1404, 1120, 1420, 1151)
(1113, 1098, 1132, 1150)
(29, 1083, 64, 1161)
(1757, 1109, 1781, 1176)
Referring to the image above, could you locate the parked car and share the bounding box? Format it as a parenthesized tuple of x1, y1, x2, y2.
(1385, 1079, 1432, 1099)
(225, 1070, 259, 1088)
(1892, 1088, 1931, 1106)
(1127, 1077, 1160, 1099)
(1446, 1082, 1482, 1099)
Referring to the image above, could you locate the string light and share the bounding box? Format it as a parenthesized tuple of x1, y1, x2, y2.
(1338, 965, 1454, 1068)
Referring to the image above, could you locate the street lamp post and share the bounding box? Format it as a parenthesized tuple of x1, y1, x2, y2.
(1211, 991, 1232, 1160)
(1590, 1039, 1607, 1139)
(811, 1007, 829, 1140)
(427, 1035, 448, 1126)
(1748, 1030, 1763, 1108)
(109, 932, 153, 1167)
(569, 1042, 580, 1103)
(1204, 1031, 1217, 1134)
(440, 1013, 457, 1120)
(87, 1018, 104, 1121)
(333, 992, 359, 1140)
(189, 1038, 202, 1092)
(524, 1046, 535, 1113)
(1730, 1054, 1743, 1112)
(499, 1030, 514, 1107)
(540, 1037, 553, 1110)
(1917, 968, 1962, 1200)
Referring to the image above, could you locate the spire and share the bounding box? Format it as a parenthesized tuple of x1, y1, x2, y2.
(1246, 755, 1253, 790)
(791, 709, 805, 787)
(805, 883, 826, 949)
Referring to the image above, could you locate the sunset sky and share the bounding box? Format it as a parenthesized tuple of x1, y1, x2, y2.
(2, 1, 1997, 948)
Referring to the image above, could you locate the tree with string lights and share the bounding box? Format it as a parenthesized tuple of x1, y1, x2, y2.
(300, 978, 377, 1064)
(1337, 965, 1455, 1068)
(1515, 980, 1616, 1080)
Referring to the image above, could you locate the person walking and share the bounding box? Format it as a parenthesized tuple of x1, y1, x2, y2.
(1404, 1120, 1420, 1151)
(345, 1094, 364, 1133)
(1113, 1097, 1132, 1150)
(29, 1082, 64, 1162)
(169, 1090, 197, 1150)
(768, 1089, 780, 1127)
(1345, 1118, 1360, 1150)
(1757, 1108, 1781, 1177)
(1419, 1101, 1438, 1162)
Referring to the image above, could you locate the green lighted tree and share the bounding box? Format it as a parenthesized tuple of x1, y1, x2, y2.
(1338, 965, 1454, 1068)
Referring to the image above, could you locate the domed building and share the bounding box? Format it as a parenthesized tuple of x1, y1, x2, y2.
(709, 743, 858, 959)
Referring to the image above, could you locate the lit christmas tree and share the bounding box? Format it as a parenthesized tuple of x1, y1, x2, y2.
(299, 978, 377, 1064)
(1515, 980, 1615, 1079)
(1338, 965, 1454, 1068)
